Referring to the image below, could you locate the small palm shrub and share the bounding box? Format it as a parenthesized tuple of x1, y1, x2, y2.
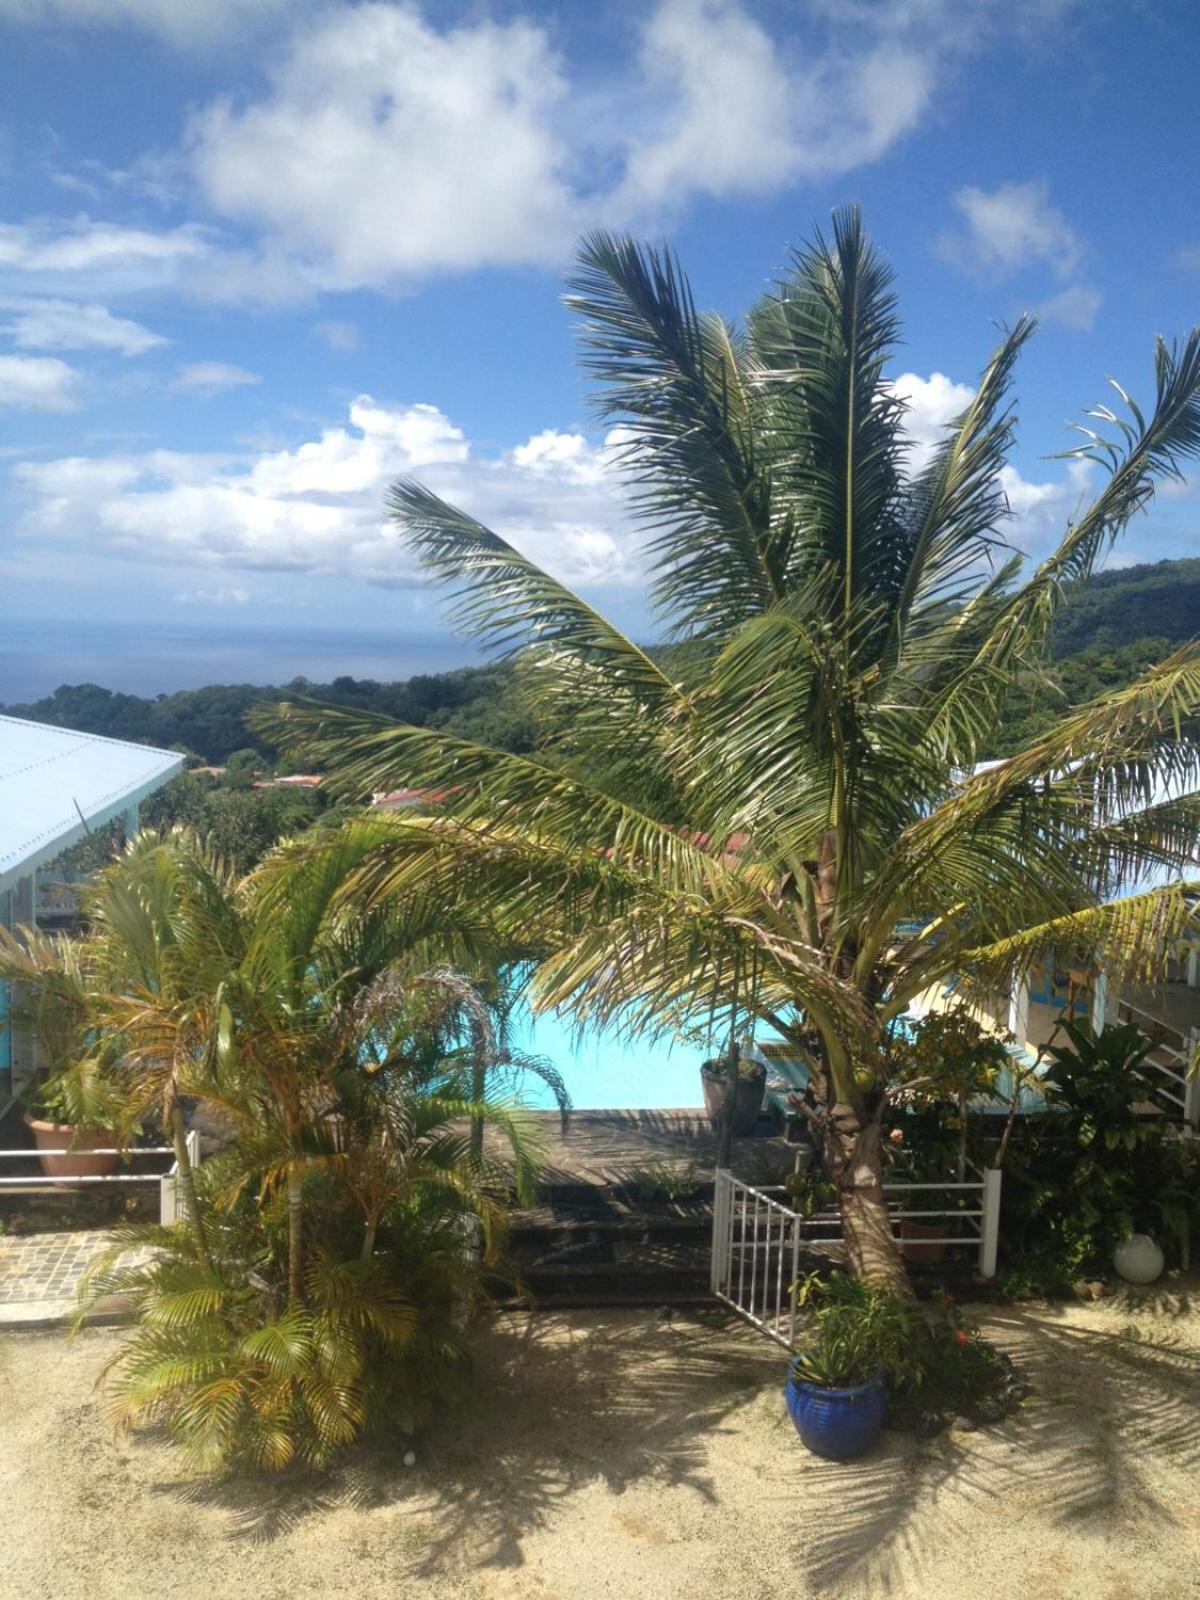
(78, 1118, 493, 1471)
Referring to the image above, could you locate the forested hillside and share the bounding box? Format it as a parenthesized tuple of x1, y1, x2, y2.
(1, 664, 534, 765)
(5, 556, 1198, 766)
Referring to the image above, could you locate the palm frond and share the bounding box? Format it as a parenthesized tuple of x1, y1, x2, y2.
(384, 478, 676, 703)
(566, 229, 778, 636)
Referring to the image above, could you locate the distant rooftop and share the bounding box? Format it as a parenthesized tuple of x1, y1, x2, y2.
(0, 715, 183, 893)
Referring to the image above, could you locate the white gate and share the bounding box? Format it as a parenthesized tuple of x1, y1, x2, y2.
(711, 1164, 1003, 1350)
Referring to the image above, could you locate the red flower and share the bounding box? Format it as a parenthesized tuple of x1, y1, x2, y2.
(955, 1329, 970, 1347)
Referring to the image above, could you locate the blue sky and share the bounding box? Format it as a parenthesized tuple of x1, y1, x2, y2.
(1, 0, 1197, 695)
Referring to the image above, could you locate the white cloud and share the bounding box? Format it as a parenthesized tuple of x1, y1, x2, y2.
(1035, 283, 1102, 331)
(618, 0, 801, 208)
(188, 5, 576, 288)
(890, 370, 975, 474)
(0, 0, 294, 47)
(0, 297, 166, 354)
(892, 367, 1099, 558)
(613, 2, 938, 212)
(172, 361, 261, 393)
(179, 0, 1018, 291)
(174, 585, 251, 605)
(0, 5, 1086, 300)
(0, 353, 80, 410)
(940, 179, 1081, 280)
(998, 458, 1094, 557)
(0, 217, 215, 298)
(12, 399, 640, 591)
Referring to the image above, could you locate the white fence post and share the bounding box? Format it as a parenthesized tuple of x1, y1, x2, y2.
(710, 1169, 728, 1295)
(979, 1167, 1002, 1279)
(787, 1212, 801, 1348)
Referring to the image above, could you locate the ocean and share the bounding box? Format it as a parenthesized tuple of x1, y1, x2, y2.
(0, 617, 480, 704)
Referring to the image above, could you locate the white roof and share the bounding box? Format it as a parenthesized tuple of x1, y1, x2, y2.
(0, 715, 183, 893)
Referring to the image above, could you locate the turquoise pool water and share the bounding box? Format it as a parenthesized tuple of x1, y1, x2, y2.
(502, 1008, 712, 1110)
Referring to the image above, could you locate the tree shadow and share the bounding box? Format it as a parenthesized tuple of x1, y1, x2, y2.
(149, 1307, 783, 1568)
(145, 1298, 1200, 1591)
(777, 1300, 1200, 1594)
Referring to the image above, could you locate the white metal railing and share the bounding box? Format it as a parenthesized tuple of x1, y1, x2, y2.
(711, 1163, 1003, 1350)
(0, 1128, 201, 1224)
(1115, 1000, 1200, 1127)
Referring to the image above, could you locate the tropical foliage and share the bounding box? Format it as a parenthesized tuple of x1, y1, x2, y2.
(265, 207, 1200, 1291)
(792, 1273, 1023, 1428)
(994, 1022, 1200, 1293)
(0, 828, 547, 1469)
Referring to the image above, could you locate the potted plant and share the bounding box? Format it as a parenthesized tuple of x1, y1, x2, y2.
(785, 1276, 895, 1459)
(24, 1058, 124, 1181)
(700, 1048, 766, 1135)
(786, 1345, 887, 1462)
(0, 931, 124, 1181)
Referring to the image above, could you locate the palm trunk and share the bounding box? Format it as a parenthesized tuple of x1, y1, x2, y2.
(470, 1058, 485, 1166)
(360, 1214, 378, 1264)
(716, 1044, 740, 1168)
(827, 1101, 911, 1295)
(169, 1103, 211, 1267)
(465, 1011, 490, 1166)
(287, 1161, 304, 1307)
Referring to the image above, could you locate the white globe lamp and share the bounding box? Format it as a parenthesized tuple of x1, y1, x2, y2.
(1113, 1233, 1164, 1285)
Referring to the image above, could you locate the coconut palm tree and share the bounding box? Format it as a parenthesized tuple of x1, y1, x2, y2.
(267, 209, 1200, 1289)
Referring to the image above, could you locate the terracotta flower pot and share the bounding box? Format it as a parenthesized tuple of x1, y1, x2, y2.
(899, 1217, 947, 1265)
(24, 1114, 120, 1180)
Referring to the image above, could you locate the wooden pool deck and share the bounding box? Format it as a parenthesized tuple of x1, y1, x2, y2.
(486, 1107, 797, 1189)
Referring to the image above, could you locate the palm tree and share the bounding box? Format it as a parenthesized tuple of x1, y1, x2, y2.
(77, 1052, 527, 1471)
(5, 828, 544, 1469)
(2, 826, 541, 1300)
(268, 209, 1200, 1290)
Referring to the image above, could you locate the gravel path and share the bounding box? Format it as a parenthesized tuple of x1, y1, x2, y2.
(2, 1295, 1199, 1599)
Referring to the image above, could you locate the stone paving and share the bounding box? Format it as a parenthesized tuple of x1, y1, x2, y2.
(0, 1228, 120, 1309)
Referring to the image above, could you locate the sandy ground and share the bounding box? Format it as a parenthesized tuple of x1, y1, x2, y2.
(2, 1295, 1200, 1600)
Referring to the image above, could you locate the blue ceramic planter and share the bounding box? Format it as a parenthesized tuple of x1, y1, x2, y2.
(785, 1361, 886, 1460)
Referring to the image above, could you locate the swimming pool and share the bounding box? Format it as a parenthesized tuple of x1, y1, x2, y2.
(502, 1006, 712, 1111)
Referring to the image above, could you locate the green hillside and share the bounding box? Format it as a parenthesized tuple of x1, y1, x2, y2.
(1051, 557, 1200, 655)
(4, 556, 1198, 767)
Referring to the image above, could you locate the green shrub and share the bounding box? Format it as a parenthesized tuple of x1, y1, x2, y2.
(991, 1022, 1200, 1294)
(792, 1274, 1023, 1427)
